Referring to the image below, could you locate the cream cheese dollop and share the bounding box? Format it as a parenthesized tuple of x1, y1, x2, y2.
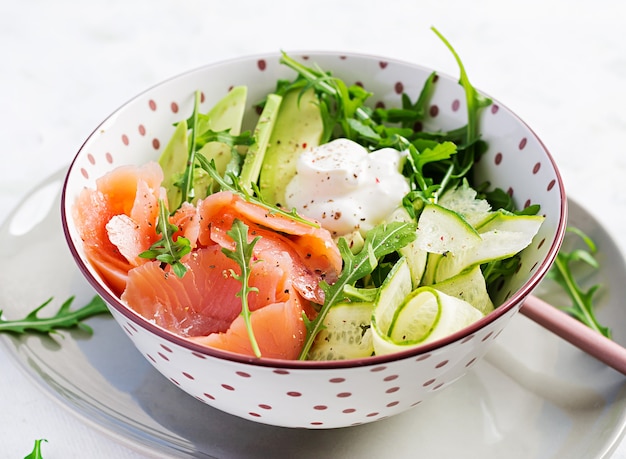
(284, 138, 410, 237)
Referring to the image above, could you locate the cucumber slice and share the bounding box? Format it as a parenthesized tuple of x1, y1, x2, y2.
(476, 209, 545, 235)
(388, 287, 440, 343)
(371, 257, 413, 343)
(387, 206, 427, 287)
(432, 265, 494, 315)
(415, 203, 482, 254)
(372, 286, 483, 355)
(307, 301, 374, 361)
(417, 203, 546, 282)
(421, 252, 442, 285)
(438, 183, 492, 227)
(337, 230, 365, 255)
(435, 222, 544, 282)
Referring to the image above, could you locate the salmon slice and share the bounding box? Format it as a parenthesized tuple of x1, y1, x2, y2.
(207, 213, 328, 304)
(195, 191, 342, 299)
(231, 196, 342, 285)
(190, 296, 308, 360)
(95, 161, 164, 217)
(217, 192, 341, 279)
(72, 162, 165, 294)
(75, 163, 341, 360)
(83, 245, 133, 295)
(122, 243, 297, 337)
(169, 201, 201, 250)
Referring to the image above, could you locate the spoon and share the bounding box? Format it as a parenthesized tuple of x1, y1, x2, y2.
(521, 294, 626, 375)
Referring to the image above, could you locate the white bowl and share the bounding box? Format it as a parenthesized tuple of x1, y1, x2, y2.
(61, 51, 566, 428)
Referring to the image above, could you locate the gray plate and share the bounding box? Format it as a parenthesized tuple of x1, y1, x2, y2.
(1, 170, 626, 458)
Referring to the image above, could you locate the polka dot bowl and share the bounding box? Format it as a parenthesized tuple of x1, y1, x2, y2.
(61, 51, 566, 429)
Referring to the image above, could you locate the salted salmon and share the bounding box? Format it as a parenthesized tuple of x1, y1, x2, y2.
(195, 191, 342, 301)
(190, 295, 308, 360)
(121, 232, 321, 359)
(74, 161, 341, 359)
(169, 201, 201, 250)
(122, 243, 292, 335)
(73, 161, 164, 295)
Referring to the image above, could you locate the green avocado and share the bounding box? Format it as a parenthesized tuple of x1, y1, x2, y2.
(196, 86, 247, 194)
(158, 119, 189, 211)
(158, 86, 247, 210)
(240, 93, 282, 194)
(258, 87, 323, 207)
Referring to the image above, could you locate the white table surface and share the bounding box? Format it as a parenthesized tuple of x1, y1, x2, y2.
(1, 0, 626, 457)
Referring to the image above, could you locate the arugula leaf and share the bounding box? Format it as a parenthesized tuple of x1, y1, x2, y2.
(547, 226, 610, 338)
(0, 296, 109, 335)
(221, 219, 262, 357)
(178, 90, 201, 206)
(139, 198, 191, 277)
(177, 91, 255, 208)
(298, 221, 417, 360)
(431, 26, 492, 163)
(194, 153, 318, 228)
(405, 141, 458, 194)
(24, 439, 47, 459)
(279, 35, 491, 209)
(278, 52, 384, 147)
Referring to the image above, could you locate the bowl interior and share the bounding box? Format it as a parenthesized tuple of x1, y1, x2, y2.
(62, 51, 566, 361)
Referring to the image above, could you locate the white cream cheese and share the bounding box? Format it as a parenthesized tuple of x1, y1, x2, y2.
(284, 138, 410, 237)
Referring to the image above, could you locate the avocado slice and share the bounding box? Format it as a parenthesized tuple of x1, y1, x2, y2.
(158, 86, 248, 210)
(196, 86, 247, 193)
(158, 119, 189, 211)
(258, 87, 323, 207)
(240, 93, 282, 194)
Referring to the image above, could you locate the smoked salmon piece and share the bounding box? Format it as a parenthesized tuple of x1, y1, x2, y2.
(74, 162, 342, 359)
(73, 161, 164, 295)
(122, 244, 295, 337)
(196, 191, 342, 300)
(169, 201, 201, 250)
(190, 296, 308, 360)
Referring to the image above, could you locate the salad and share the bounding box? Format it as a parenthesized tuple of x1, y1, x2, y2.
(71, 30, 546, 361)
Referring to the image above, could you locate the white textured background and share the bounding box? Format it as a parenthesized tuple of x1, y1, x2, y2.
(1, 0, 626, 457)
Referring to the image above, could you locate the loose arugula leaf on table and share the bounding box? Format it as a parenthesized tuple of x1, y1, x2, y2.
(0, 296, 109, 335)
(139, 198, 191, 278)
(298, 221, 417, 360)
(547, 226, 610, 338)
(221, 219, 262, 358)
(24, 439, 47, 459)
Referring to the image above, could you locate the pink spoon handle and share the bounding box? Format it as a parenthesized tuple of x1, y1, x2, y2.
(520, 295, 626, 375)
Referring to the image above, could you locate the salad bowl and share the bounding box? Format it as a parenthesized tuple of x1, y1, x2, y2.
(61, 50, 566, 429)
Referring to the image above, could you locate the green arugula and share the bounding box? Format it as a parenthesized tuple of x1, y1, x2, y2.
(477, 184, 541, 216)
(178, 90, 201, 206)
(221, 219, 262, 357)
(178, 91, 255, 207)
(298, 221, 417, 360)
(24, 439, 47, 459)
(139, 198, 191, 278)
(547, 226, 610, 338)
(277, 27, 491, 209)
(431, 27, 492, 166)
(195, 153, 318, 227)
(0, 296, 109, 335)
